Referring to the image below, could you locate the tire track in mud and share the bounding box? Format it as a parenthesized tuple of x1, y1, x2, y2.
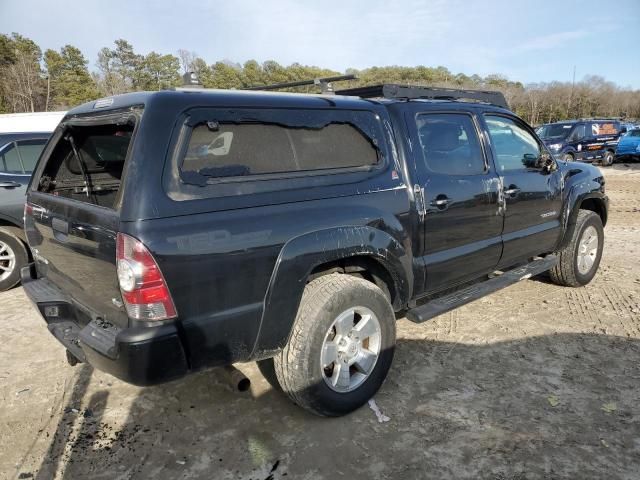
(565, 287, 606, 334)
(432, 279, 566, 361)
(601, 284, 640, 337)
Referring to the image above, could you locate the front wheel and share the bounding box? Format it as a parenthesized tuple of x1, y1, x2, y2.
(602, 150, 615, 166)
(550, 210, 604, 287)
(563, 153, 574, 162)
(274, 273, 396, 417)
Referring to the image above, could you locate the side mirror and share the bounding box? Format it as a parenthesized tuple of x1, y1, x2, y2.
(537, 152, 557, 173)
(523, 153, 538, 168)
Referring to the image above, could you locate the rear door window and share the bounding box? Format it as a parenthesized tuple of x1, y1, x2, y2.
(16, 139, 47, 173)
(415, 113, 486, 175)
(37, 122, 134, 209)
(0, 143, 22, 174)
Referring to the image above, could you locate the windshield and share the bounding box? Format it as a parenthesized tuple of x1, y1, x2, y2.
(537, 123, 574, 139)
(627, 130, 640, 138)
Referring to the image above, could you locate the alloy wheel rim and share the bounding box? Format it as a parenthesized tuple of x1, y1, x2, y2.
(577, 225, 598, 275)
(0, 240, 16, 282)
(320, 306, 382, 393)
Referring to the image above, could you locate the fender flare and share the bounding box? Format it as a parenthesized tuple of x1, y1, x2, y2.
(250, 226, 411, 358)
(559, 187, 607, 250)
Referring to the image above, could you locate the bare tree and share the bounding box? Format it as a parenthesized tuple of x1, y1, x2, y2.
(177, 49, 196, 74)
(0, 34, 46, 112)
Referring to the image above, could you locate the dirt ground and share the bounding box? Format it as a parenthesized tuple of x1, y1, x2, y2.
(1, 164, 639, 480)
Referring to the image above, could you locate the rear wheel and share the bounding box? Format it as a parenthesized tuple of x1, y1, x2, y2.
(256, 357, 281, 392)
(602, 150, 615, 166)
(274, 273, 396, 416)
(550, 210, 604, 287)
(0, 230, 28, 291)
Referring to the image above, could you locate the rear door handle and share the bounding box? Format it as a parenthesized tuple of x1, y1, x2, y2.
(52, 217, 69, 242)
(0, 181, 21, 188)
(52, 217, 69, 234)
(504, 186, 521, 196)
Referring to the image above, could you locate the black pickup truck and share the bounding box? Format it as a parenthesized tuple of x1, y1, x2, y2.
(22, 83, 608, 416)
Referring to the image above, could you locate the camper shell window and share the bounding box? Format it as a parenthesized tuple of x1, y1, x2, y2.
(37, 121, 135, 209)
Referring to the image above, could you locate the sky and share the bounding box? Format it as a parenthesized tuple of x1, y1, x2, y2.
(1, 0, 639, 88)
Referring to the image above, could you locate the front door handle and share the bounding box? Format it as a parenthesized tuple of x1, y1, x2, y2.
(430, 195, 450, 209)
(504, 186, 521, 196)
(0, 181, 21, 188)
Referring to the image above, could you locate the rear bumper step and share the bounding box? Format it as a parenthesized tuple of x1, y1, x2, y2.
(22, 266, 189, 386)
(406, 255, 558, 323)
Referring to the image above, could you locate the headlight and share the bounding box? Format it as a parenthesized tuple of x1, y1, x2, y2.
(548, 143, 562, 151)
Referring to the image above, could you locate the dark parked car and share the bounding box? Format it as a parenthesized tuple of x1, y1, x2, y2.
(22, 84, 608, 416)
(0, 132, 49, 290)
(537, 119, 623, 166)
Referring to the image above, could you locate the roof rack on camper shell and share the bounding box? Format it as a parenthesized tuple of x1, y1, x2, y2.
(246, 78, 508, 109)
(244, 74, 358, 94)
(334, 84, 509, 109)
(178, 72, 509, 109)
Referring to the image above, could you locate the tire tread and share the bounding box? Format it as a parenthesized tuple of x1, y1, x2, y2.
(274, 273, 392, 416)
(550, 210, 601, 287)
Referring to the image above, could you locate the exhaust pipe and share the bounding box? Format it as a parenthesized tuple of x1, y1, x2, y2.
(223, 366, 251, 392)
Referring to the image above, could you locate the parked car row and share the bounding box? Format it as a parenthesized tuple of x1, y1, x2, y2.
(536, 119, 623, 166)
(536, 118, 640, 165)
(0, 112, 65, 291)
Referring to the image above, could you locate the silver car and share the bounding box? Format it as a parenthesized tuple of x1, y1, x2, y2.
(0, 132, 49, 290)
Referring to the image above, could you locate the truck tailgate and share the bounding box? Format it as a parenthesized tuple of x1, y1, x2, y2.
(26, 193, 128, 327)
(24, 113, 137, 328)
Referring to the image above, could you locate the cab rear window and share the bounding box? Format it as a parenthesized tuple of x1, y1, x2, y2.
(37, 123, 134, 209)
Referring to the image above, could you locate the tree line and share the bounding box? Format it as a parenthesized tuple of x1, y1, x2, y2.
(1, 32, 639, 125)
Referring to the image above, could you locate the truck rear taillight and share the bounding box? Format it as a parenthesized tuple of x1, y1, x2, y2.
(116, 233, 177, 321)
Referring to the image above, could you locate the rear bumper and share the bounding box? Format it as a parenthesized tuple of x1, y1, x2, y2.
(21, 265, 189, 386)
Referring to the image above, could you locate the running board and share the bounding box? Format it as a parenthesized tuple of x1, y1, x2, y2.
(406, 255, 558, 323)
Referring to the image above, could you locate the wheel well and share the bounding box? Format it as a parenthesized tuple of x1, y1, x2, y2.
(0, 220, 31, 259)
(308, 256, 398, 309)
(580, 198, 607, 226)
(0, 219, 23, 239)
